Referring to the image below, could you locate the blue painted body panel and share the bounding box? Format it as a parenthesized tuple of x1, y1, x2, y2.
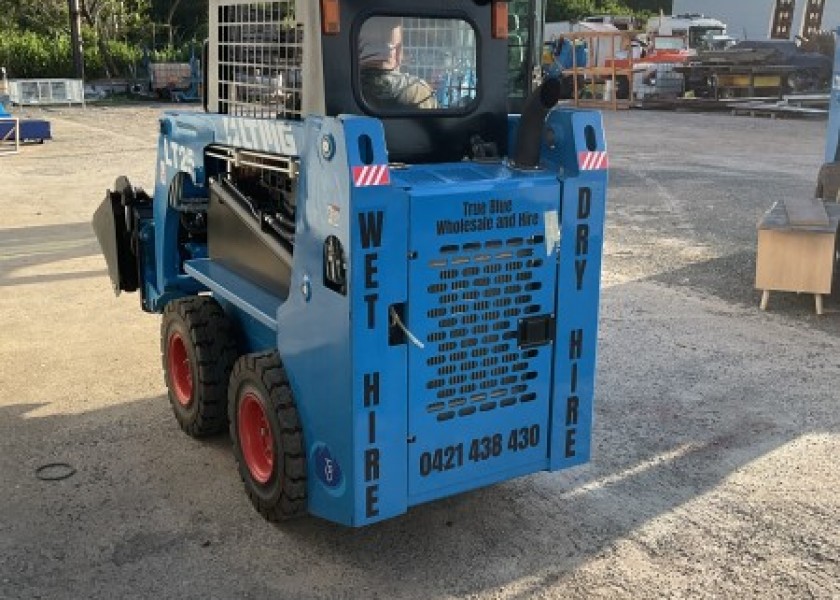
(826, 27, 840, 163)
(128, 104, 608, 527)
(403, 167, 558, 502)
(0, 119, 51, 142)
(549, 111, 607, 471)
(140, 113, 306, 314)
(185, 260, 281, 330)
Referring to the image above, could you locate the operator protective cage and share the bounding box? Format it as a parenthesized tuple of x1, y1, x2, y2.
(93, 0, 609, 527)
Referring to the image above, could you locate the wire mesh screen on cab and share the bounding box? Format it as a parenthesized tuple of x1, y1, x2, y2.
(217, 1, 303, 120)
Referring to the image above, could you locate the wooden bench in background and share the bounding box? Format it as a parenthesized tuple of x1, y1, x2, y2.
(755, 198, 840, 315)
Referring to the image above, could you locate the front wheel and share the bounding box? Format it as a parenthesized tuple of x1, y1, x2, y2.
(161, 296, 237, 437)
(229, 352, 306, 521)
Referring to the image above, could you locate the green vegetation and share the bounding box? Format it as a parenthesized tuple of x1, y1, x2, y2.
(0, 30, 144, 79)
(546, 0, 672, 21)
(0, 0, 673, 79)
(0, 0, 207, 79)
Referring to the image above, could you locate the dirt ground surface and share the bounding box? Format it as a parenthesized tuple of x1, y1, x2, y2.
(1, 104, 839, 599)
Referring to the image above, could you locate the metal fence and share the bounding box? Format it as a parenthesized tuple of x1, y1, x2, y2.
(8, 79, 85, 106)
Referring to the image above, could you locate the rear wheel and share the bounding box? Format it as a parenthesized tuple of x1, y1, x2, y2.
(229, 352, 306, 521)
(161, 296, 238, 437)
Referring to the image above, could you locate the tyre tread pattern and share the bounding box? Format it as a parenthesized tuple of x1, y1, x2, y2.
(161, 296, 238, 437)
(230, 352, 306, 521)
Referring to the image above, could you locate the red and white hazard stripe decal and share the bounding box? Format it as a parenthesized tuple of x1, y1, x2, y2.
(352, 165, 391, 187)
(578, 151, 609, 171)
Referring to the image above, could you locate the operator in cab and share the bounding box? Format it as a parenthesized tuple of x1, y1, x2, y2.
(358, 17, 439, 110)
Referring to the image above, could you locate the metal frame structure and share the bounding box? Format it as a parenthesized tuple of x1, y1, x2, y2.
(801, 0, 826, 37)
(564, 30, 635, 110)
(8, 79, 84, 107)
(771, 0, 797, 39)
(0, 117, 20, 155)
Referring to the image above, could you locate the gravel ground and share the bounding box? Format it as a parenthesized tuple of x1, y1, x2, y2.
(1, 104, 839, 599)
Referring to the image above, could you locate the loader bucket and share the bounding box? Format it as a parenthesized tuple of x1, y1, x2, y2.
(92, 189, 139, 295)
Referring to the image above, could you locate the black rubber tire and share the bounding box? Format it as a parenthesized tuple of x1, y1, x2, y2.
(229, 352, 307, 521)
(161, 296, 238, 437)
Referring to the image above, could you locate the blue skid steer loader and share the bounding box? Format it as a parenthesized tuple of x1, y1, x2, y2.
(93, 0, 609, 527)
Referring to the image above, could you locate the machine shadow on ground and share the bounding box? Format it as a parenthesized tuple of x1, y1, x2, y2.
(3, 272, 838, 598)
(649, 250, 840, 328)
(275, 279, 840, 597)
(0, 222, 104, 288)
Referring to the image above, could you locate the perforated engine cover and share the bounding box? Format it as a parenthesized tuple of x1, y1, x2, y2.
(406, 182, 559, 502)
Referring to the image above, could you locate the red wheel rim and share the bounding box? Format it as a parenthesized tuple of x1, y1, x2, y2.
(238, 391, 275, 485)
(167, 332, 193, 407)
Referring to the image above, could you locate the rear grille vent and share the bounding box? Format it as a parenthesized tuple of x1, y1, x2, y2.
(424, 236, 547, 422)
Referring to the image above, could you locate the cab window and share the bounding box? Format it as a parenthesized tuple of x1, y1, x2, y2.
(357, 16, 479, 112)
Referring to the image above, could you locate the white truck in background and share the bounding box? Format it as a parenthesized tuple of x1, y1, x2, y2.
(646, 13, 731, 51)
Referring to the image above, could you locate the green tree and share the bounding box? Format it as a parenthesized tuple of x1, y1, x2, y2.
(546, 0, 670, 21)
(150, 0, 208, 46)
(0, 0, 68, 35)
(547, 0, 637, 21)
(626, 0, 672, 12)
(80, 0, 151, 76)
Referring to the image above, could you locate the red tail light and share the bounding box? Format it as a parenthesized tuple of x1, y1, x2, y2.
(492, 1, 509, 39)
(321, 0, 340, 35)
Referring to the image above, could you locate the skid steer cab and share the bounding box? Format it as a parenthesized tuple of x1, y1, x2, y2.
(92, 0, 609, 527)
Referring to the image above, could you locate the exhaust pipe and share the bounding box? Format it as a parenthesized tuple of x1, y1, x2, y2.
(512, 78, 565, 170)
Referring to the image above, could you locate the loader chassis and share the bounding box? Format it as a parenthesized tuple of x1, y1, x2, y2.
(93, 0, 609, 527)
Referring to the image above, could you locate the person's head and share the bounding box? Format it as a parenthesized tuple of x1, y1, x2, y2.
(359, 17, 403, 70)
